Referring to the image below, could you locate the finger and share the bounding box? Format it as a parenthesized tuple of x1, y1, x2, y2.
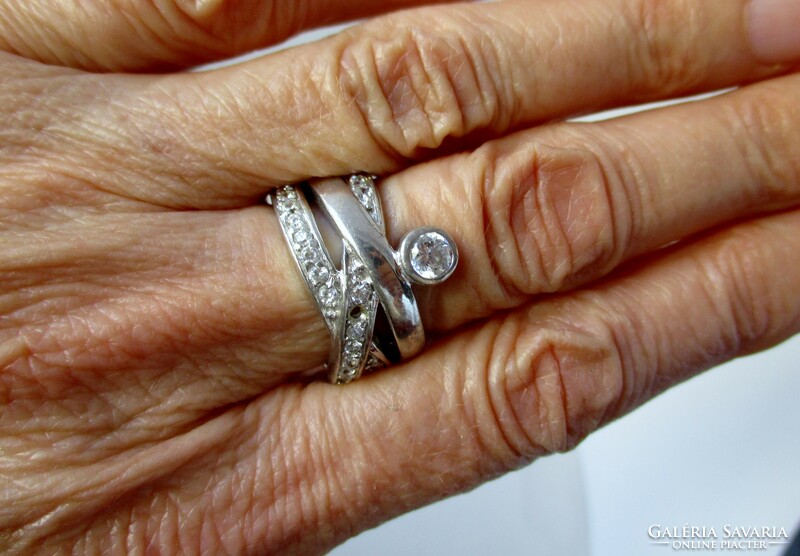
(274, 209, 800, 553)
(10, 210, 800, 553)
(0, 0, 460, 72)
(385, 71, 800, 329)
(95, 0, 800, 206)
(11, 71, 800, 408)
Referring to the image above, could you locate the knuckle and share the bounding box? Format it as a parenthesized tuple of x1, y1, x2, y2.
(168, 0, 283, 57)
(696, 228, 781, 355)
(337, 12, 504, 158)
(721, 85, 800, 201)
(624, 0, 707, 96)
(478, 314, 624, 464)
(479, 132, 632, 297)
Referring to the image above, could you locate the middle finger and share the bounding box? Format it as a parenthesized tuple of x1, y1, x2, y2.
(15, 71, 800, 392)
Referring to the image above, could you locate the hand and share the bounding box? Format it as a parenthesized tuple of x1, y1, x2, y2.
(2, 0, 800, 553)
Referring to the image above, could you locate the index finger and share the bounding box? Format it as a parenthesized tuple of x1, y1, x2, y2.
(60, 0, 800, 208)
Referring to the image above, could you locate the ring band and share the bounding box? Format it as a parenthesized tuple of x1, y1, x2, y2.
(269, 174, 458, 384)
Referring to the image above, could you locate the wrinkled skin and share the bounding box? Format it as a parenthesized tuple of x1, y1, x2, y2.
(1, 0, 800, 554)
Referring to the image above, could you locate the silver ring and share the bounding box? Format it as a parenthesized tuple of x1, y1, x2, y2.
(269, 174, 458, 384)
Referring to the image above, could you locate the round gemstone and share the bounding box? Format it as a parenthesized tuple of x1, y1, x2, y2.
(317, 284, 338, 307)
(350, 282, 371, 305)
(408, 231, 456, 282)
(358, 192, 373, 210)
(307, 263, 330, 285)
(349, 175, 371, 191)
(298, 245, 315, 262)
(350, 263, 368, 283)
(344, 352, 361, 368)
(292, 228, 310, 245)
(282, 198, 298, 212)
(344, 339, 363, 354)
(286, 214, 304, 230)
(350, 318, 367, 335)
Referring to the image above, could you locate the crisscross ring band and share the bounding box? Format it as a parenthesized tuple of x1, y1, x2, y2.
(268, 175, 458, 384)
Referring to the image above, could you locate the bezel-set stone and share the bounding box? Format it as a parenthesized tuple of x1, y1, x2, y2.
(398, 227, 458, 285)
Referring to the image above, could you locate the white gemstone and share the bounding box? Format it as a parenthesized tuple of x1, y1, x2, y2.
(344, 339, 362, 354)
(286, 214, 304, 230)
(349, 175, 371, 190)
(349, 262, 368, 283)
(409, 231, 455, 281)
(350, 282, 371, 305)
(358, 192, 373, 210)
(344, 352, 361, 368)
(317, 284, 337, 307)
(298, 245, 315, 262)
(282, 198, 298, 212)
(350, 318, 367, 335)
(292, 228, 310, 245)
(307, 264, 330, 285)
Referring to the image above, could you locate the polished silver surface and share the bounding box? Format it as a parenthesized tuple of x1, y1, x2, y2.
(272, 174, 457, 383)
(310, 177, 425, 361)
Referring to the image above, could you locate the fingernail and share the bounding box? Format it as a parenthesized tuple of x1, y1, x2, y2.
(748, 0, 800, 63)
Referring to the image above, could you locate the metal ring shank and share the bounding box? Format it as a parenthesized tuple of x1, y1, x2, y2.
(310, 177, 425, 360)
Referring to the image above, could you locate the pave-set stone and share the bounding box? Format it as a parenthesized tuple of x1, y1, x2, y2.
(338, 250, 377, 381)
(275, 186, 341, 326)
(349, 174, 383, 229)
(273, 178, 385, 384)
(272, 175, 456, 384)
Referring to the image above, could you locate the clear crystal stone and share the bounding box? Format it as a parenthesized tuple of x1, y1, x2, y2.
(307, 263, 330, 285)
(317, 284, 337, 307)
(350, 318, 367, 335)
(409, 231, 455, 281)
(298, 245, 315, 262)
(344, 352, 361, 368)
(349, 175, 370, 190)
(286, 214, 304, 230)
(344, 339, 362, 354)
(358, 192, 373, 209)
(282, 198, 298, 212)
(350, 282, 371, 305)
(350, 263, 367, 283)
(292, 228, 310, 245)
